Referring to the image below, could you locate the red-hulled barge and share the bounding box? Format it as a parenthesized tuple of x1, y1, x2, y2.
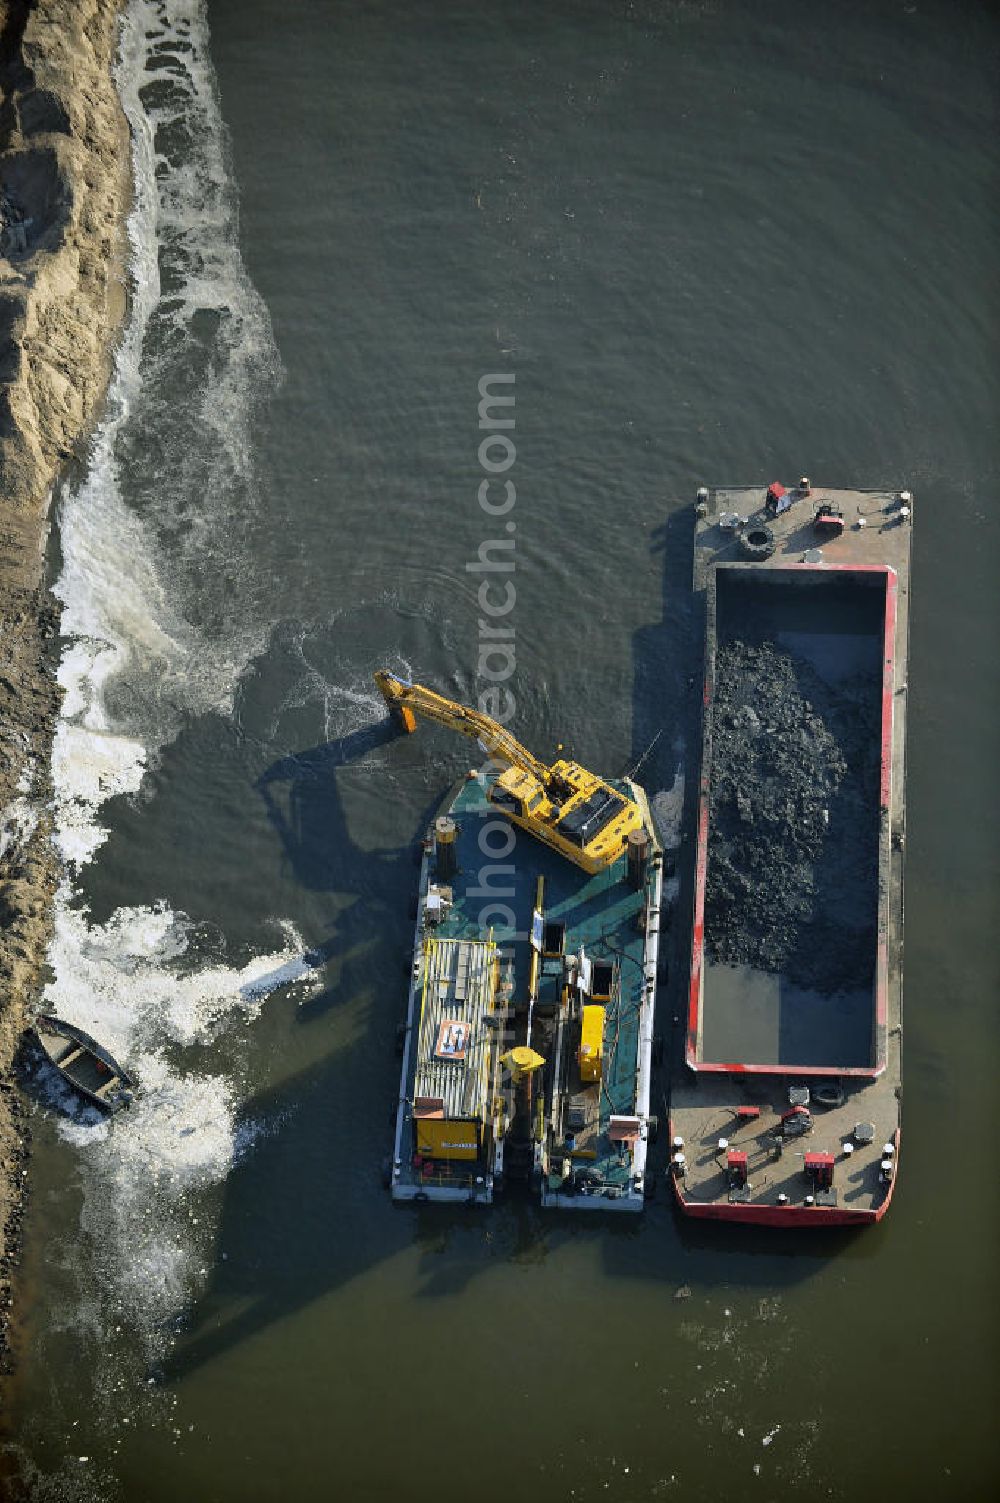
(669, 480, 912, 1225)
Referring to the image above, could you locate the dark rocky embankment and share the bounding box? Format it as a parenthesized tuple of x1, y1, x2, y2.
(0, 0, 129, 1384)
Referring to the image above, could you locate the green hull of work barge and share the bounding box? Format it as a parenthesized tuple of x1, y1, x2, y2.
(389, 770, 664, 1210)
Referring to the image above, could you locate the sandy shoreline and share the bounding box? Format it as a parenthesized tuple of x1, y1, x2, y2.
(0, 0, 130, 1384)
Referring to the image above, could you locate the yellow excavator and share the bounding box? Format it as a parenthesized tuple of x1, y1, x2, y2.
(374, 671, 644, 874)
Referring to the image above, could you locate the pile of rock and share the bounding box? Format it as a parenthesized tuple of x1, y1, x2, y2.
(705, 638, 880, 994)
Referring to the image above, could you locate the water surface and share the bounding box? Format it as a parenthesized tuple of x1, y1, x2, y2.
(4, 1, 999, 1499)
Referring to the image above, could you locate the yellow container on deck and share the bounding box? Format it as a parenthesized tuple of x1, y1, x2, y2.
(578, 1004, 605, 1083)
(416, 1117, 479, 1161)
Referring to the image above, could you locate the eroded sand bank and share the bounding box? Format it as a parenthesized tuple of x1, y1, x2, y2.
(0, 0, 129, 1377)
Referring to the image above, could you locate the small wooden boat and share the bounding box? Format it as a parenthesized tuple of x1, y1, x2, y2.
(32, 1014, 137, 1113)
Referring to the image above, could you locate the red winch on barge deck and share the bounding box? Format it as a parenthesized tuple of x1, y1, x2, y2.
(669, 478, 912, 1226)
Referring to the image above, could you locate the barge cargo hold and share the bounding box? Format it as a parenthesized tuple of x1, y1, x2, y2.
(378, 679, 663, 1211)
(670, 482, 912, 1225)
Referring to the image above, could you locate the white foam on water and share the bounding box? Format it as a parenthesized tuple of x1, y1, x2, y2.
(0, 795, 38, 861)
(41, 899, 322, 1342)
(73, 1067, 238, 1328)
(53, 0, 282, 792)
(651, 756, 686, 852)
(651, 755, 685, 903)
(50, 719, 147, 868)
(43, 901, 320, 1056)
(37, 0, 306, 1376)
(0, 756, 39, 859)
(260, 620, 414, 749)
(277, 651, 392, 749)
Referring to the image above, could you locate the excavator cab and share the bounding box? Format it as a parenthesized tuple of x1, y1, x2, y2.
(487, 761, 639, 871)
(489, 766, 545, 818)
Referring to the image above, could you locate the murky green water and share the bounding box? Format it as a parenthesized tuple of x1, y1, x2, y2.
(4, 1, 999, 1499)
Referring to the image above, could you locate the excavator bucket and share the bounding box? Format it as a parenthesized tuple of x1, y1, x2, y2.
(375, 671, 417, 732)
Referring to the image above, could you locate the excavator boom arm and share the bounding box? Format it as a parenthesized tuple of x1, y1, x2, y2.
(374, 671, 549, 783)
(375, 669, 646, 875)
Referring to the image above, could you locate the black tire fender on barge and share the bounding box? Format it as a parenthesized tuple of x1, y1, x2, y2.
(739, 523, 776, 561)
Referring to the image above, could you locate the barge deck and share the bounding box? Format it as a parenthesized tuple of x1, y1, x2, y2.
(670, 481, 912, 1225)
(390, 771, 663, 1210)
